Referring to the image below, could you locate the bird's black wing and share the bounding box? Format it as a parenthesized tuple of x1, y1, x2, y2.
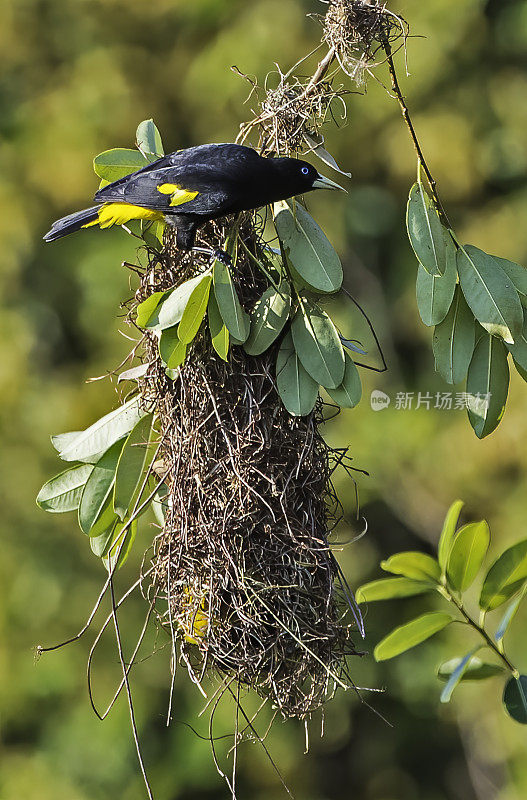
(94, 144, 261, 216)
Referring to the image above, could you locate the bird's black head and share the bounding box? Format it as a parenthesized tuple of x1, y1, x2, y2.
(268, 156, 345, 201)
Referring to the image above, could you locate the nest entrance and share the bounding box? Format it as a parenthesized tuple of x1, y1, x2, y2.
(139, 219, 360, 720)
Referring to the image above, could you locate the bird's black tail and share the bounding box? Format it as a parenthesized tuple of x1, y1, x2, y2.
(43, 205, 101, 242)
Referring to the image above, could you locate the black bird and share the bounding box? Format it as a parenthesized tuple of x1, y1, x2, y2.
(43, 143, 345, 251)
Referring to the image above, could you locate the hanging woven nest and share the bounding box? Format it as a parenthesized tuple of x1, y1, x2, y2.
(136, 217, 361, 719)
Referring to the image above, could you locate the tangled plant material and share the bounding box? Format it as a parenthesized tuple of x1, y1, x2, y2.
(322, 0, 408, 85)
(135, 218, 360, 719)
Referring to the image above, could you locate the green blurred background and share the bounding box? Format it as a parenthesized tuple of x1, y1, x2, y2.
(2, 0, 527, 798)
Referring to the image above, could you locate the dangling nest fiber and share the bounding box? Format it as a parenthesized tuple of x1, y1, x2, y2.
(135, 216, 361, 719)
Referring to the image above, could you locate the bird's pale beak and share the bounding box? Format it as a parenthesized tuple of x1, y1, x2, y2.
(312, 174, 347, 192)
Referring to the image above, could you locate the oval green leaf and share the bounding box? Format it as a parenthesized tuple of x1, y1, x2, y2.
(433, 286, 476, 385)
(457, 245, 523, 344)
(494, 255, 527, 305)
(406, 182, 447, 276)
(446, 520, 490, 592)
(503, 676, 527, 724)
(507, 308, 527, 370)
(114, 414, 155, 521)
(177, 274, 212, 344)
(355, 577, 435, 603)
(438, 499, 464, 573)
(93, 148, 149, 182)
(103, 519, 138, 571)
(136, 291, 167, 328)
(273, 200, 343, 293)
(53, 397, 148, 463)
(143, 275, 206, 331)
(213, 259, 249, 342)
(78, 440, 124, 534)
(480, 538, 527, 611)
(244, 282, 291, 355)
(381, 551, 441, 582)
(159, 327, 187, 369)
(416, 232, 457, 326)
(440, 647, 482, 703)
(466, 333, 509, 439)
(438, 655, 504, 683)
(291, 300, 345, 389)
(36, 464, 93, 513)
(207, 289, 230, 360)
(276, 331, 318, 416)
(495, 588, 526, 643)
(136, 119, 164, 159)
(326, 351, 362, 408)
(374, 612, 454, 662)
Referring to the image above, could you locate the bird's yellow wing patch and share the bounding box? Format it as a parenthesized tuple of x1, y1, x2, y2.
(82, 203, 165, 229)
(157, 183, 199, 207)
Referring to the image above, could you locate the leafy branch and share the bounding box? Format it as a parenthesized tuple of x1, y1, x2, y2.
(356, 500, 527, 723)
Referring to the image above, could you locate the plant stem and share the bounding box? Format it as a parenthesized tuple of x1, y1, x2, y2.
(382, 38, 451, 230)
(439, 586, 519, 676)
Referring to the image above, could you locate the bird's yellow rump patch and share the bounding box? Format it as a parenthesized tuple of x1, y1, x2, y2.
(156, 183, 199, 206)
(82, 203, 165, 229)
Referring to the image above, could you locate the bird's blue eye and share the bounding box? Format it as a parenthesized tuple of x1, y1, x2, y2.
(301, 166, 309, 175)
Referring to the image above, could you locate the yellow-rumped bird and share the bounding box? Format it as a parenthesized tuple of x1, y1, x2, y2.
(43, 143, 344, 255)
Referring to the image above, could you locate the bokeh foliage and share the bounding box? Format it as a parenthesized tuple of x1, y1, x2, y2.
(2, 1, 527, 799)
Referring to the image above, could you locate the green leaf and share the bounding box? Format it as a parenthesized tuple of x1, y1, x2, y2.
(36, 464, 93, 513)
(438, 499, 464, 573)
(479, 538, 527, 611)
(355, 577, 435, 603)
(53, 397, 148, 463)
(177, 274, 212, 344)
(506, 308, 527, 370)
(326, 351, 362, 408)
(141, 220, 165, 250)
(503, 676, 527, 724)
(212, 259, 249, 342)
(276, 330, 318, 416)
(244, 282, 291, 355)
(90, 522, 118, 558)
(406, 182, 447, 276)
(381, 552, 441, 582)
(143, 275, 207, 331)
(136, 119, 164, 159)
(93, 148, 149, 182)
(374, 612, 454, 661)
(433, 286, 476, 385)
(438, 655, 504, 683)
(494, 255, 527, 305)
(416, 233, 457, 326)
(158, 327, 187, 369)
(114, 414, 155, 521)
(78, 440, 123, 535)
(291, 300, 345, 389)
(466, 334, 509, 439)
(103, 519, 138, 571)
(273, 200, 343, 293)
(446, 521, 490, 592)
(457, 245, 523, 344)
(207, 289, 230, 360)
(136, 291, 167, 328)
(440, 647, 482, 703)
(495, 587, 526, 643)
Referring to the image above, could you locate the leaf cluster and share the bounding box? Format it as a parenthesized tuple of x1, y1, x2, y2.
(36, 397, 164, 571)
(356, 500, 527, 722)
(134, 198, 365, 417)
(408, 171, 527, 438)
